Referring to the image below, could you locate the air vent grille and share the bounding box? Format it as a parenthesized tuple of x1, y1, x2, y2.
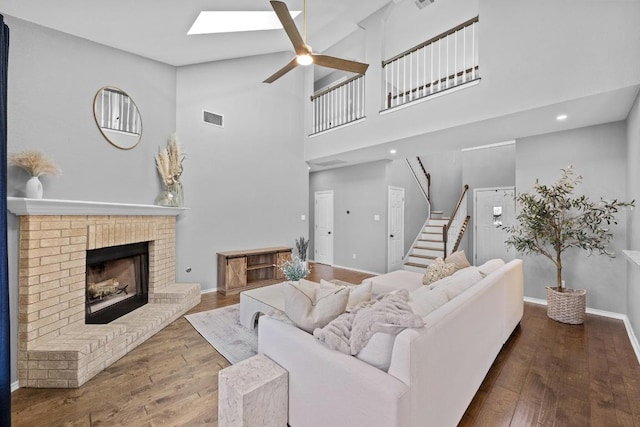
(203, 110, 224, 127)
(415, 0, 435, 9)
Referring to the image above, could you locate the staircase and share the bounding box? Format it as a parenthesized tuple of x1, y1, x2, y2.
(404, 216, 448, 273)
(402, 157, 471, 274)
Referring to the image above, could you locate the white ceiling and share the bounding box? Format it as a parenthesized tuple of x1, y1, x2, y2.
(1, 0, 390, 68)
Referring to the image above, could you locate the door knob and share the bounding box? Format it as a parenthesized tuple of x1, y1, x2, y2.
(328, 231, 331, 235)
(390, 234, 394, 238)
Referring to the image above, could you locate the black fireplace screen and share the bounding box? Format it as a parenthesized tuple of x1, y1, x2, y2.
(85, 242, 149, 324)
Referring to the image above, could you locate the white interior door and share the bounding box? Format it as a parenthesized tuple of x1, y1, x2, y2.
(474, 187, 516, 265)
(388, 186, 405, 272)
(314, 190, 334, 265)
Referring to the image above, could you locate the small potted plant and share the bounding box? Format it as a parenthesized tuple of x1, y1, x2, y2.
(278, 255, 311, 282)
(504, 166, 634, 324)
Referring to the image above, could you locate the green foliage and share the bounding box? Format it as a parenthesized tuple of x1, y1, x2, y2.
(503, 166, 634, 289)
(295, 236, 309, 262)
(278, 255, 311, 282)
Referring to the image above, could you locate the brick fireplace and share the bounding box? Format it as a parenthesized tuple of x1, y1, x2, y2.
(8, 198, 201, 388)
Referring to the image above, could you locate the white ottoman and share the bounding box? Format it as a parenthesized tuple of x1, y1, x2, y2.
(218, 354, 288, 427)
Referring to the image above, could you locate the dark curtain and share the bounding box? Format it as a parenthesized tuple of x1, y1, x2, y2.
(0, 13, 10, 426)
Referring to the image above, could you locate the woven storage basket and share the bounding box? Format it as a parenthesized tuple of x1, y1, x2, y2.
(546, 286, 586, 325)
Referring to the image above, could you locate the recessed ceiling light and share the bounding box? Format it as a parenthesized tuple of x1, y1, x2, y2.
(556, 114, 568, 121)
(188, 10, 301, 35)
(390, 149, 397, 154)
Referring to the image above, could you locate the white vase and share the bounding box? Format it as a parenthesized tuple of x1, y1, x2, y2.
(25, 176, 43, 199)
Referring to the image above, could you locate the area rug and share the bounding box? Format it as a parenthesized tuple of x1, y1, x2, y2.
(185, 304, 257, 364)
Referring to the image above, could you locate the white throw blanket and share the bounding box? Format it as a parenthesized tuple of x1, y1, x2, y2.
(313, 289, 424, 355)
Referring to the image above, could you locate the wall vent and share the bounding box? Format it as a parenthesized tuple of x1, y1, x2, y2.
(202, 110, 224, 127)
(414, 0, 435, 9)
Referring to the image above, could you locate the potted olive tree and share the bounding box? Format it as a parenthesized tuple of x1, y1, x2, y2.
(504, 166, 634, 324)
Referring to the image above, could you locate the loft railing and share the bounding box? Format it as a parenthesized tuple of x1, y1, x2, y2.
(311, 74, 365, 134)
(443, 184, 469, 257)
(405, 156, 431, 202)
(383, 16, 479, 110)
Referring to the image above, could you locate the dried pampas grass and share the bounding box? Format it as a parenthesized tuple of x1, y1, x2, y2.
(9, 150, 61, 177)
(155, 134, 185, 187)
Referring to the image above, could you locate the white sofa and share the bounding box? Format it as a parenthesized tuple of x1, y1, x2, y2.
(258, 259, 524, 427)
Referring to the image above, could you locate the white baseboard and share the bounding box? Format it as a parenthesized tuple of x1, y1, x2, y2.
(11, 380, 19, 392)
(523, 296, 640, 365)
(200, 287, 218, 295)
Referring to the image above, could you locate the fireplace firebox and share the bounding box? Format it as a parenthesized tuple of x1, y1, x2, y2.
(85, 242, 149, 324)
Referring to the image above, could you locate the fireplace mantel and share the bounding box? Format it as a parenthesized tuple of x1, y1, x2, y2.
(7, 197, 188, 216)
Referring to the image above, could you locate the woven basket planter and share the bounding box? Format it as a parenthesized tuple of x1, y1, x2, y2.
(546, 286, 586, 325)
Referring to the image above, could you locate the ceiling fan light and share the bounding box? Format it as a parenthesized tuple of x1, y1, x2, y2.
(296, 54, 313, 66)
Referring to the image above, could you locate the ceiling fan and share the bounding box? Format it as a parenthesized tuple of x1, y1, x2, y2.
(264, 0, 369, 83)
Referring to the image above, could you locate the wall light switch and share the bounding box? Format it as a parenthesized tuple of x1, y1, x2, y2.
(374, 215, 380, 221)
(301, 215, 306, 221)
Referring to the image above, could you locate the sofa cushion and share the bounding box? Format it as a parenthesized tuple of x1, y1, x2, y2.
(320, 279, 372, 311)
(284, 280, 349, 333)
(432, 267, 483, 300)
(409, 286, 449, 317)
(422, 258, 456, 285)
(365, 269, 424, 296)
(444, 250, 471, 271)
(478, 258, 506, 277)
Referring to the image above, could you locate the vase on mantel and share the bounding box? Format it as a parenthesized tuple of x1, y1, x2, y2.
(156, 181, 183, 207)
(25, 176, 43, 199)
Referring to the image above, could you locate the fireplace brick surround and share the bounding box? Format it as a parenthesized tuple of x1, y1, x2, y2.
(8, 198, 201, 388)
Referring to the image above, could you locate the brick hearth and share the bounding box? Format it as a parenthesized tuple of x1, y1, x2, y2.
(8, 199, 200, 388)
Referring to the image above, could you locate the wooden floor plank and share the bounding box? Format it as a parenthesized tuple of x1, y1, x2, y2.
(10, 263, 640, 427)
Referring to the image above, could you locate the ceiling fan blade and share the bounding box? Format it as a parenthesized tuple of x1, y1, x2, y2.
(312, 54, 369, 75)
(263, 57, 299, 83)
(270, 1, 308, 56)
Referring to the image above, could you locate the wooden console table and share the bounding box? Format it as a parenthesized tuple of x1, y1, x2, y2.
(217, 246, 292, 295)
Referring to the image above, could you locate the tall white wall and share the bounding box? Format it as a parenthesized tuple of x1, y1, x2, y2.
(175, 53, 308, 290)
(515, 122, 629, 313)
(305, 0, 640, 161)
(627, 91, 640, 337)
(5, 17, 177, 384)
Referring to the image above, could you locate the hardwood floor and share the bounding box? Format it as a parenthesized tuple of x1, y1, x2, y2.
(11, 263, 640, 426)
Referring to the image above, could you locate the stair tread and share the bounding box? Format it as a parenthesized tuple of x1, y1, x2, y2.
(409, 254, 438, 260)
(414, 245, 444, 251)
(418, 238, 444, 243)
(404, 261, 429, 268)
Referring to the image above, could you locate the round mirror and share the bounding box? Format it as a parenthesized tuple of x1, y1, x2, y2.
(93, 86, 142, 150)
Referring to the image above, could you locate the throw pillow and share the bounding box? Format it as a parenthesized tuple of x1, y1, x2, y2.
(320, 279, 373, 311)
(283, 280, 349, 333)
(444, 250, 471, 271)
(355, 332, 398, 371)
(422, 258, 456, 285)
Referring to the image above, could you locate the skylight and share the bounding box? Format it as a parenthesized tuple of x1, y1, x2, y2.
(188, 10, 301, 35)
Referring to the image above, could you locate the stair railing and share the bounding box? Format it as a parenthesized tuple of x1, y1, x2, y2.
(310, 74, 366, 134)
(443, 184, 469, 257)
(405, 157, 431, 202)
(383, 16, 479, 110)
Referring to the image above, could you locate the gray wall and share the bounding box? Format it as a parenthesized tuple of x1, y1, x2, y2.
(387, 159, 430, 255)
(461, 143, 516, 260)
(5, 17, 177, 385)
(627, 91, 640, 339)
(175, 53, 308, 290)
(418, 150, 462, 214)
(308, 159, 429, 274)
(309, 161, 388, 273)
(516, 122, 629, 313)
